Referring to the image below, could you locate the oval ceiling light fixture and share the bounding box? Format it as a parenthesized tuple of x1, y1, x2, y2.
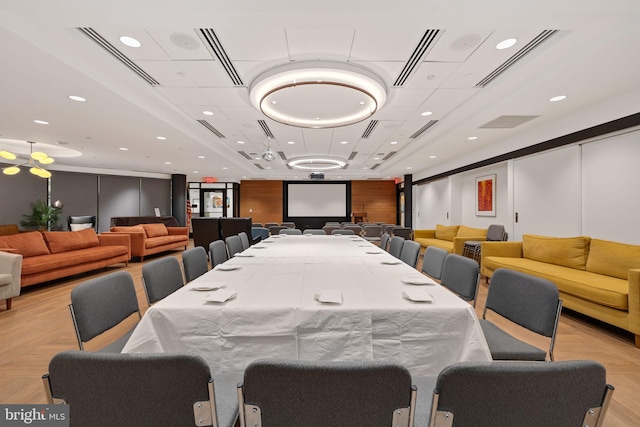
(496, 38, 517, 50)
(249, 61, 387, 129)
(120, 36, 141, 48)
(288, 156, 346, 171)
(549, 95, 567, 102)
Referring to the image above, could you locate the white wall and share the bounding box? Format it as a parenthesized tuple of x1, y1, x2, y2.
(413, 127, 640, 245)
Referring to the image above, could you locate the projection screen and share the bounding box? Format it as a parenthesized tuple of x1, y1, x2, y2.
(286, 183, 348, 217)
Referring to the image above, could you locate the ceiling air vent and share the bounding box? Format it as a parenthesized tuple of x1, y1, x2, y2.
(382, 151, 397, 161)
(278, 151, 287, 160)
(348, 152, 358, 161)
(370, 163, 381, 170)
(238, 151, 253, 160)
(393, 29, 441, 87)
(198, 29, 244, 86)
(476, 30, 558, 88)
(77, 28, 160, 86)
(258, 120, 275, 139)
(479, 115, 539, 129)
(361, 120, 379, 139)
(410, 120, 438, 139)
(342, 164, 350, 170)
(198, 120, 226, 138)
(254, 163, 264, 170)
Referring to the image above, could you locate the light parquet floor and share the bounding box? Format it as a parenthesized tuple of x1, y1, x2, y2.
(1, 244, 639, 426)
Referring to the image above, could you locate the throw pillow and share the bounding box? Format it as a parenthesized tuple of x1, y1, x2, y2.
(434, 224, 460, 241)
(143, 223, 169, 238)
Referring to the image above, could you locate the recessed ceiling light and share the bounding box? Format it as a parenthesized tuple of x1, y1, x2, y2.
(266, 166, 272, 169)
(156, 136, 166, 140)
(359, 101, 365, 106)
(340, 141, 348, 145)
(288, 141, 295, 145)
(429, 155, 437, 159)
(193, 171, 199, 174)
(421, 111, 433, 117)
(198, 156, 205, 159)
(119, 147, 128, 151)
(120, 36, 141, 48)
(34, 120, 49, 125)
(390, 141, 398, 145)
(68, 95, 86, 102)
(496, 38, 517, 50)
(467, 136, 478, 140)
(374, 157, 380, 160)
(222, 167, 228, 170)
(549, 95, 567, 102)
(271, 101, 277, 105)
(362, 167, 368, 170)
(406, 166, 412, 170)
(164, 161, 171, 165)
(237, 140, 245, 144)
(202, 110, 214, 116)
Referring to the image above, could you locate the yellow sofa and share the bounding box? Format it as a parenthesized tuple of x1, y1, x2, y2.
(414, 224, 488, 255)
(481, 234, 640, 347)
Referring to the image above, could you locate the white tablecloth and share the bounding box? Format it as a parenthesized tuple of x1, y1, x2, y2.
(123, 235, 491, 375)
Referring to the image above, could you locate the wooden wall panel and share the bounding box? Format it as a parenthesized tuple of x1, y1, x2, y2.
(351, 180, 397, 225)
(239, 180, 283, 224)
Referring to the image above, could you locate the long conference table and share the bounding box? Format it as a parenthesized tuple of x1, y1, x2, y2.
(122, 234, 491, 376)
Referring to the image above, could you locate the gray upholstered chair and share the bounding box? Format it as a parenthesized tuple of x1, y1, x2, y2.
(303, 229, 326, 235)
(209, 240, 229, 268)
(182, 246, 209, 283)
(237, 359, 417, 427)
(250, 227, 269, 242)
(380, 233, 390, 251)
(343, 224, 363, 235)
(43, 350, 241, 427)
(481, 268, 562, 361)
(280, 222, 296, 228)
(69, 271, 141, 352)
(225, 235, 244, 257)
(238, 231, 250, 250)
(68, 215, 97, 231)
(322, 225, 340, 235)
(439, 254, 480, 306)
(264, 222, 280, 229)
(268, 225, 288, 235)
(462, 224, 507, 261)
(388, 236, 405, 259)
(421, 246, 448, 281)
(251, 223, 263, 228)
(362, 225, 383, 243)
(427, 360, 613, 427)
(331, 229, 355, 235)
(0, 251, 22, 310)
(142, 256, 185, 305)
(279, 228, 302, 235)
(400, 240, 421, 268)
(392, 227, 413, 239)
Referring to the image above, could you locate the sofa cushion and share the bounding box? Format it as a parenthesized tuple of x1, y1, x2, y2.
(111, 225, 145, 233)
(143, 223, 168, 238)
(0, 231, 50, 257)
(43, 228, 100, 254)
(586, 239, 640, 280)
(413, 237, 454, 253)
(144, 235, 187, 249)
(21, 246, 129, 276)
(456, 225, 487, 238)
(522, 235, 590, 270)
(435, 224, 460, 241)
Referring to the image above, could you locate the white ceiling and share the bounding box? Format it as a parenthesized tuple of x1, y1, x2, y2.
(1, 1, 639, 182)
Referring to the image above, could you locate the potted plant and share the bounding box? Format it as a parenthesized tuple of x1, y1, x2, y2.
(20, 199, 63, 231)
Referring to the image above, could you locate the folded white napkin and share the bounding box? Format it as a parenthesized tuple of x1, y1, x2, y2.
(206, 289, 237, 303)
(314, 290, 343, 304)
(403, 288, 434, 302)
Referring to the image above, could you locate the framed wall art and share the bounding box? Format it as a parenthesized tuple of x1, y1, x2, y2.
(475, 174, 496, 216)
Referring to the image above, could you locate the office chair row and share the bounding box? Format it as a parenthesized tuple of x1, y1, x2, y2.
(42, 352, 614, 427)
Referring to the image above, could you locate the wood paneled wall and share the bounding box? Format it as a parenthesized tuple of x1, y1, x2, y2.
(240, 180, 397, 225)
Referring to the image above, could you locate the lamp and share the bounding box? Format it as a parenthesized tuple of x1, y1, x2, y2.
(249, 61, 387, 129)
(1, 141, 54, 178)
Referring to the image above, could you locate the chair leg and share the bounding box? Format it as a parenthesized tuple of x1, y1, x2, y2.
(635, 334, 640, 348)
(6, 298, 12, 310)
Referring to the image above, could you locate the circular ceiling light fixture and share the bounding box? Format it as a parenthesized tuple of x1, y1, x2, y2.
(262, 146, 277, 162)
(288, 156, 346, 171)
(250, 61, 387, 129)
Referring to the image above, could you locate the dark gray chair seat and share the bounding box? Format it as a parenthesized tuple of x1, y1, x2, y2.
(479, 320, 547, 360)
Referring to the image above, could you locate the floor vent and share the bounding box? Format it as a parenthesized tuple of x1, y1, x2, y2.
(393, 29, 441, 87)
(410, 120, 438, 139)
(77, 28, 160, 86)
(476, 30, 558, 87)
(198, 29, 244, 86)
(198, 120, 226, 138)
(361, 120, 379, 139)
(258, 120, 275, 139)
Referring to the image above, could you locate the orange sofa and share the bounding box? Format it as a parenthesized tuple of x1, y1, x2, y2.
(0, 228, 130, 287)
(109, 223, 188, 261)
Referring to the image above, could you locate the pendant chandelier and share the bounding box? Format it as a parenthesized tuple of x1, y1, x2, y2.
(1, 141, 55, 178)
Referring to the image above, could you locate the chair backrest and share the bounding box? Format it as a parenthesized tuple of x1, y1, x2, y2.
(209, 240, 229, 268)
(142, 256, 185, 305)
(182, 246, 209, 283)
(250, 227, 269, 242)
(68, 215, 96, 231)
(486, 224, 507, 241)
(331, 229, 354, 235)
(429, 360, 613, 427)
(388, 236, 405, 259)
(303, 229, 326, 235)
(251, 223, 263, 228)
(323, 225, 341, 234)
(69, 271, 140, 350)
(363, 225, 382, 238)
(281, 222, 296, 228)
(483, 268, 561, 339)
(226, 235, 243, 257)
(238, 231, 250, 250)
(44, 351, 222, 427)
(269, 226, 288, 235)
(392, 227, 412, 239)
(380, 233, 390, 251)
(399, 240, 421, 268)
(280, 228, 302, 235)
(238, 359, 416, 427)
(440, 254, 480, 306)
(343, 224, 362, 234)
(264, 222, 280, 229)
(421, 246, 448, 280)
